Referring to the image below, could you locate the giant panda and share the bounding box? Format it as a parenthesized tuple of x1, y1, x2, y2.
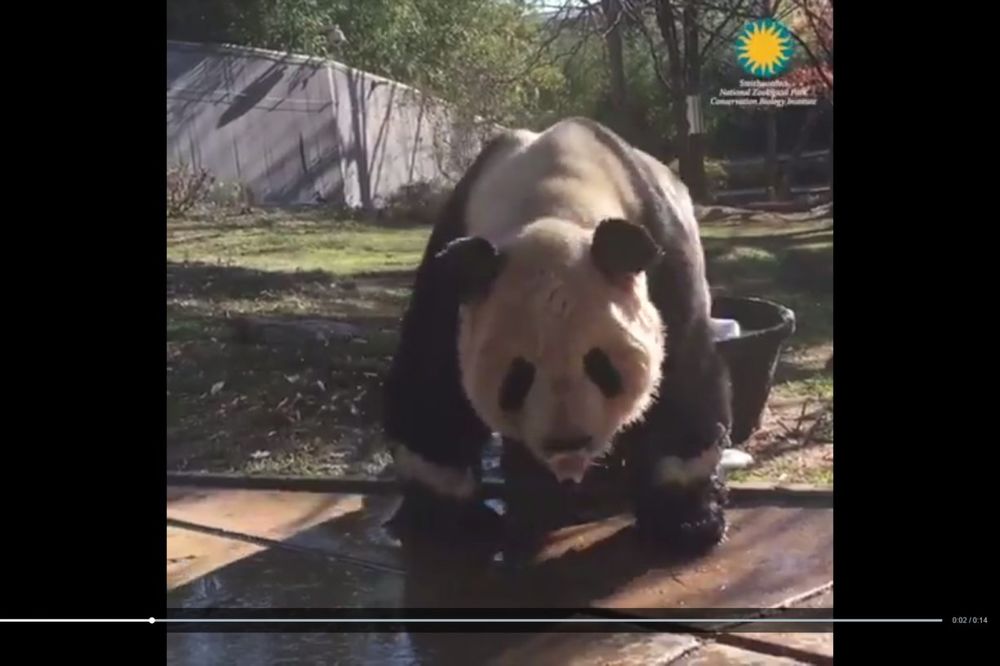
(383, 117, 732, 553)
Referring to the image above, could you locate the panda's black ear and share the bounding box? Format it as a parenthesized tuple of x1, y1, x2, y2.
(434, 236, 505, 302)
(591, 218, 662, 278)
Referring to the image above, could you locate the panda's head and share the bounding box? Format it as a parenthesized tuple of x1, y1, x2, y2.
(436, 217, 665, 484)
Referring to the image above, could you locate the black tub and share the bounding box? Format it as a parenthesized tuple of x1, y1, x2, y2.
(712, 296, 796, 445)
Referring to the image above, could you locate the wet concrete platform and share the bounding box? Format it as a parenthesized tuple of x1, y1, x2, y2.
(167, 485, 833, 664)
(167, 630, 830, 665)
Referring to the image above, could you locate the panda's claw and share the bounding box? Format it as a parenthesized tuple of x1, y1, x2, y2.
(633, 475, 729, 557)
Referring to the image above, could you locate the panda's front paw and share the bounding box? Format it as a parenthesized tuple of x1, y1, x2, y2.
(386, 484, 503, 539)
(634, 475, 728, 556)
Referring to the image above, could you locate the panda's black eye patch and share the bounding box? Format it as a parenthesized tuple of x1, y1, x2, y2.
(500, 357, 535, 411)
(584, 348, 623, 398)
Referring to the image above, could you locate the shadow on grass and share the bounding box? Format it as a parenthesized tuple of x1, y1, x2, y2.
(705, 230, 832, 295)
(166, 309, 394, 472)
(166, 260, 413, 472)
(167, 260, 414, 303)
(168, 207, 364, 230)
(168, 261, 334, 300)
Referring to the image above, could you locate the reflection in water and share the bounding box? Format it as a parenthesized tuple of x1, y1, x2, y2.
(168, 545, 406, 611)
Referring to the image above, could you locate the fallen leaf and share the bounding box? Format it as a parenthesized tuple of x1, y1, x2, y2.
(210, 381, 225, 396)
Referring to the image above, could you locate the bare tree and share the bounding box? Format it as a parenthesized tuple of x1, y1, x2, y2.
(619, 0, 749, 201)
(719, 0, 832, 201)
(537, 0, 831, 205)
(779, 0, 833, 200)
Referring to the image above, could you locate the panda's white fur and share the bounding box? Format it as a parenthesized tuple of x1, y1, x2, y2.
(453, 120, 712, 483)
(464, 122, 709, 316)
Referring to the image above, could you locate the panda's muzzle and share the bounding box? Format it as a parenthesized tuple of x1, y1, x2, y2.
(542, 435, 593, 454)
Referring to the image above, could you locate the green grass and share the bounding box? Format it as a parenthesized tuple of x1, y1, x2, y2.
(713, 246, 780, 281)
(728, 462, 833, 486)
(776, 375, 834, 401)
(167, 212, 429, 275)
(167, 207, 833, 484)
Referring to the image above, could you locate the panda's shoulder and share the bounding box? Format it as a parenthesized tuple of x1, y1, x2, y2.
(464, 128, 538, 187)
(485, 127, 540, 155)
(633, 149, 692, 205)
(477, 118, 618, 170)
(637, 150, 701, 231)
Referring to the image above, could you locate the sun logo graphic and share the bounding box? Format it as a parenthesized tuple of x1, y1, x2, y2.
(736, 18, 795, 78)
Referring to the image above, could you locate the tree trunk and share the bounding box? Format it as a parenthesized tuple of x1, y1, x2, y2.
(757, 0, 779, 202)
(780, 101, 825, 200)
(602, 0, 638, 144)
(765, 109, 778, 201)
(827, 101, 833, 207)
(682, 1, 707, 201)
(602, 0, 626, 109)
(655, 1, 692, 194)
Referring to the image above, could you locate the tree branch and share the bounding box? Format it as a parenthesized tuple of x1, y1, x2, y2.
(488, 1, 599, 88)
(514, 1, 578, 74)
(601, 5, 627, 38)
(620, 0, 672, 93)
(699, 0, 752, 60)
(788, 27, 832, 90)
(653, 0, 684, 87)
(801, 0, 833, 62)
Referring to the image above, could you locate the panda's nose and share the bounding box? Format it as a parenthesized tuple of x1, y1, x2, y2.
(551, 376, 572, 394)
(543, 435, 593, 454)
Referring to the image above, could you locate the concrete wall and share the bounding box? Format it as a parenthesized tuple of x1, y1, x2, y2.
(167, 40, 485, 208)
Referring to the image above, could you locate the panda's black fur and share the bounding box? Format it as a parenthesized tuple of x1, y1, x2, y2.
(383, 118, 732, 553)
